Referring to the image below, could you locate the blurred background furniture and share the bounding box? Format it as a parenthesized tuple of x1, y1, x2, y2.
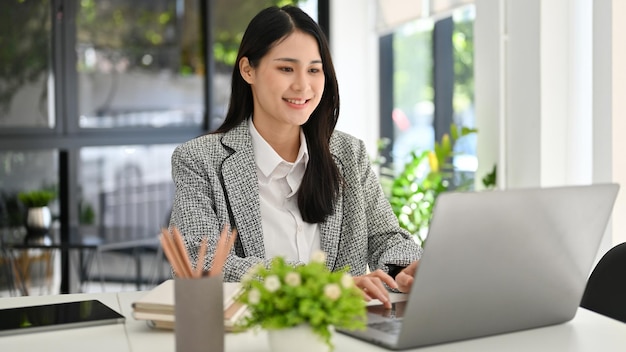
(580, 242, 626, 323)
(0, 243, 27, 296)
(2, 233, 167, 295)
(81, 236, 166, 292)
(10, 247, 55, 296)
(81, 181, 172, 290)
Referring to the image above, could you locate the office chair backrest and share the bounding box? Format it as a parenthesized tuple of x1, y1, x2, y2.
(580, 242, 626, 323)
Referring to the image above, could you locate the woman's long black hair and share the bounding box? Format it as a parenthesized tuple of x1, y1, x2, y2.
(214, 5, 341, 224)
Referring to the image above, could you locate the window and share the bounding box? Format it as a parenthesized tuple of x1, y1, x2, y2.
(209, 0, 318, 129)
(0, 1, 54, 128)
(0, 0, 322, 294)
(79, 145, 176, 241)
(390, 19, 434, 174)
(381, 5, 476, 185)
(76, 0, 204, 128)
(0, 150, 59, 241)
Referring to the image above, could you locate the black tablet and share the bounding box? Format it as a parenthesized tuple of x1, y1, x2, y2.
(0, 299, 126, 336)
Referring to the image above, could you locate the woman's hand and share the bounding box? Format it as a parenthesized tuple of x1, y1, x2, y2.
(353, 260, 420, 307)
(395, 260, 419, 293)
(353, 269, 398, 309)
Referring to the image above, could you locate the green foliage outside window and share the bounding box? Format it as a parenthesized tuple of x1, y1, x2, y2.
(0, 0, 50, 114)
(212, 0, 304, 69)
(379, 124, 487, 246)
(0, 0, 305, 114)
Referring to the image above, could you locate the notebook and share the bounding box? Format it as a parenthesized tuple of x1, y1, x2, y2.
(339, 183, 619, 350)
(132, 279, 247, 331)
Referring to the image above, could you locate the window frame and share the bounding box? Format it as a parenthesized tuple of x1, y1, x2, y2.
(0, 0, 329, 294)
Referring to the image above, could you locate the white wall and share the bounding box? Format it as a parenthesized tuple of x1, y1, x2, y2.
(610, 1, 626, 246)
(330, 0, 626, 249)
(595, 0, 626, 247)
(473, 0, 626, 251)
(476, 0, 594, 189)
(592, 0, 615, 254)
(473, 0, 503, 190)
(330, 0, 380, 156)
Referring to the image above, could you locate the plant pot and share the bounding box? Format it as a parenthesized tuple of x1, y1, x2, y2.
(24, 206, 52, 245)
(267, 325, 331, 352)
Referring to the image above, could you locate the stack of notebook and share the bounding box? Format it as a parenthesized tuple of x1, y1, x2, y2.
(131, 279, 248, 331)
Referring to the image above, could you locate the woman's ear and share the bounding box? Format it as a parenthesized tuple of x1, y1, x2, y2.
(239, 57, 255, 84)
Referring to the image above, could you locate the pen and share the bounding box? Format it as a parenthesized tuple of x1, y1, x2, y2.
(172, 227, 194, 277)
(159, 225, 236, 279)
(160, 228, 189, 277)
(210, 226, 237, 277)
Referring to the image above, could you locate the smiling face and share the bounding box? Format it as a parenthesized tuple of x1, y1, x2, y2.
(239, 30, 325, 137)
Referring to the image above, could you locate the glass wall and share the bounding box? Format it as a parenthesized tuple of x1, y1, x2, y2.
(78, 144, 176, 242)
(450, 7, 477, 173)
(76, 0, 204, 128)
(75, 0, 319, 130)
(391, 19, 434, 174)
(0, 150, 59, 243)
(0, 0, 321, 294)
(209, 0, 318, 128)
(388, 6, 476, 178)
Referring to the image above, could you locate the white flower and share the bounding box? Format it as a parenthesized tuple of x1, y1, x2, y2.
(241, 268, 255, 283)
(241, 263, 263, 283)
(284, 272, 301, 287)
(324, 283, 341, 301)
(264, 275, 281, 292)
(340, 273, 353, 289)
(241, 272, 253, 284)
(248, 288, 261, 305)
(310, 250, 326, 263)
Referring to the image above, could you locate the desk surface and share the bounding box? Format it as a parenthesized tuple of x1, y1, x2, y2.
(3, 236, 159, 250)
(1, 291, 625, 351)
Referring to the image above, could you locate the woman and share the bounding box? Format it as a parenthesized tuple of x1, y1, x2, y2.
(169, 5, 422, 306)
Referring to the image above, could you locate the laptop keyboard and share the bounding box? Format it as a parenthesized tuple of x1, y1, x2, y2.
(369, 320, 403, 335)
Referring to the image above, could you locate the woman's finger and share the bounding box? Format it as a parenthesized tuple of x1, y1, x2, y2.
(395, 261, 419, 292)
(395, 272, 414, 293)
(369, 269, 399, 290)
(354, 276, 392, 308)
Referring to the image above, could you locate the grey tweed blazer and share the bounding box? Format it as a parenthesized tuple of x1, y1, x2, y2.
(169, 119, 422, 282)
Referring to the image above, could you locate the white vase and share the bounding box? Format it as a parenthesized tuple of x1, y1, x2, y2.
(267, 325, 331, 352)
(24, 206, 53, 245)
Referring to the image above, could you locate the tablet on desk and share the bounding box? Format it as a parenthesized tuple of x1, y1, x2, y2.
(0, 300, 125, 336)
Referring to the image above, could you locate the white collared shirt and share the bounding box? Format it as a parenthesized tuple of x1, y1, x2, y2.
(249, 120, 321, 263)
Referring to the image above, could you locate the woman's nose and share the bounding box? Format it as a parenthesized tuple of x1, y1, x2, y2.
(291, 71, 308, 91)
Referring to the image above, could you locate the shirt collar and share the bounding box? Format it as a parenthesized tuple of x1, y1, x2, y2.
(249, 119, 309, 178)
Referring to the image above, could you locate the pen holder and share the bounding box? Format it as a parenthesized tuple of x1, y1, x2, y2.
(174, 276, 224, 352)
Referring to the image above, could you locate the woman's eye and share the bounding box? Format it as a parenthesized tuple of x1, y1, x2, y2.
(309, 68, 321, 74)
(280, 67, 293, 72)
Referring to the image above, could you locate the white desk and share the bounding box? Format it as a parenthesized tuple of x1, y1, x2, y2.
(1, 291, 626, 351)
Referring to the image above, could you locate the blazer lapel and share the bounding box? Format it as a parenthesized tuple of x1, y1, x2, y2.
(220, 121, 265, 258)
(218, 121, 345, 267)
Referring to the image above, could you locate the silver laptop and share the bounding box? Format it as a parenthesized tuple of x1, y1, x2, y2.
(339, 183, 619, 350)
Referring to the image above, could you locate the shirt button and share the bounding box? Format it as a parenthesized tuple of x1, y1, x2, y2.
(297, 225, 303, 232)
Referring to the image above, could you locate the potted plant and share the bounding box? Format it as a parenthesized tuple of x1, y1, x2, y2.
(18, 189, 56, 244)
(236, 251, 366, 352)
(18, 190, 56, 208)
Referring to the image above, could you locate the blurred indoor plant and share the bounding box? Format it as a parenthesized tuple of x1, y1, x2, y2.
(236, 251, 366, 352)
(380, 124, 490, 245)
(18, 189, 56, 245)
